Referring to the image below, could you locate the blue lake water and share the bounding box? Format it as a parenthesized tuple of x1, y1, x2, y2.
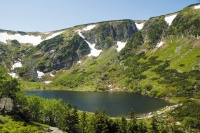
(26, 90, 172, 117)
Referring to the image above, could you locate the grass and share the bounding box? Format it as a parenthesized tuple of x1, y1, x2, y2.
(19, 80, 54, 91)
(152, 38, 200, 72)
(19, 37, 200, 104)
(0, 115, 47, 133)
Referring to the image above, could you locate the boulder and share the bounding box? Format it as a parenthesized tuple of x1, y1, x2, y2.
(0, 98, 14, 114)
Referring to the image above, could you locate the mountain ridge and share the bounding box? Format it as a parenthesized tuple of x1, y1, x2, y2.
(0, 4, 199, 99)
(1, 3, 200, 133)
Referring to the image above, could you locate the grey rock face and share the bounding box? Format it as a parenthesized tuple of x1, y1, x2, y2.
(83, 20, 138, 50)
(0, 98, 14, 114)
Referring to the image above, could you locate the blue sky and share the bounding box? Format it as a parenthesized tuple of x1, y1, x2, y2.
(0, 0, 199, 32)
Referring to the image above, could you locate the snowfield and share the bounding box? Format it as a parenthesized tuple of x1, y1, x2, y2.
(77, 30, 85, 39)
(85, 41, 102, 57)
(0, 33, 43, 46)
(8, 61, 22, 78)
(135, 22, 144, 30)
(83, 25, 96, 31)
(77, 26, 102, 57)
(11, 61, 22, 70)
(37, 70, 44, 78)
(0, 31, 64, 46)
(77, 25, 127, 56)
(194, 4, 200, 9)
(116, 41, 127, 52)
(156, 41, 163, 48)
(165, 14, 177, 26)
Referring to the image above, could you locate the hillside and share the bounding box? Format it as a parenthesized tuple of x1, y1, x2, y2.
(0, 3, 200, 133)
(37, 3, 200, 100)
(0, 4, 199, 99)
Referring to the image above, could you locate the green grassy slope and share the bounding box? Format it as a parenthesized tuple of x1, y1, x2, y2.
(47, 3, 200, 98)
(10, 4, 200, 101)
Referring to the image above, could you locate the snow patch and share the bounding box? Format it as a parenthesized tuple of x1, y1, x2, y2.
(135, 22, 144, 30)
(77, 60, 82, 64)
(0, 31, 64, 46)
(50, 50, 56, 54)
(0, 33, 43, 46)
(8, 72, 19, 78)
(165, 14, 177, 26)
(37, 70, 44, 78)
(77, 30, 85, 39)
(116, 41, 127, 52)
(83, 25, 96, 31)
(50, 73, 55, 77)
(77, 29, 102, 57)
(11, 61, 22, 70)
(176, 122, 181, 125)
(85, 41, 102, 57)
(44, 81, 52, 84)
(45, 31, 64, 40)
(156, 41, 163, 48)
(194, 4, 200, 9)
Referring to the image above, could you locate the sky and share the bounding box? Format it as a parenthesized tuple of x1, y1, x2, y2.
(0, 0, 199, 32)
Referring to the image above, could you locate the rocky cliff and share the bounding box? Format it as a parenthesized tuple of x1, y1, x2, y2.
(4, 19, 138, 81)
(82, 20, 137, 50)
(0, 4, 199, 88)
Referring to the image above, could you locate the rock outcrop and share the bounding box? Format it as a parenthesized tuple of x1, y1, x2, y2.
(0, 98, 14, 114)
(83, 20, 138, 50)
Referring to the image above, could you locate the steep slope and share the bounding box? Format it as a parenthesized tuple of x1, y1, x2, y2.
(0, 4, 199, 98)
(82, 20, 137, 50)
(0, 29, 64, 46)
(1, 3, 199, 133)
(0, 29, 65, 79)
(12, 20, 138, 81)
(118, 4, 200, 98)
(166, 4, 200, 36)
(48, 4, 200, 99)
(0, 43, 11, 66)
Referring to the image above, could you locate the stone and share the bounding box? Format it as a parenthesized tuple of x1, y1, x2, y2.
(0, 98, 14, 114)
(48, 127, 63, 133)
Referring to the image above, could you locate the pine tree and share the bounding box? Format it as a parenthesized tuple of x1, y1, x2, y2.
(79, 111, 87, 133)
(151, 117, 159, 133)
(127, 109, 138, 133)
(138, 121, 147, 133)
(118, 116, 127, 133)
(94, 110, 110, 133)
(70, 106, 79, 133)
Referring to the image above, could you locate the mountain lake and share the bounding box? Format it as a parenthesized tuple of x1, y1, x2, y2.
(26, 90, 172, 117)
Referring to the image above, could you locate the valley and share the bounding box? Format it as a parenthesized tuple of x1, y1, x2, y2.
(0, 3, 200, 132)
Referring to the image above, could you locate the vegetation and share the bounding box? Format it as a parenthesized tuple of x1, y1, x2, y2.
(0, 68, 20, 99)
(0, 3, 200, 132)
(52, 47, 123, 91)
(83, 20, 137, 50)
(142, 16, 168, 47)
(167, 5, 200, 36)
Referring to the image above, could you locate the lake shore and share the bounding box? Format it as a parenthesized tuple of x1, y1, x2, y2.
(136, 103, 182, 119)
